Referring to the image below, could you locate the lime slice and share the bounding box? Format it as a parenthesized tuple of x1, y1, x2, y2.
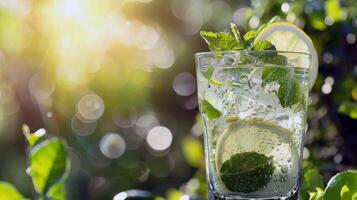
(254, 22, 318, 90)
(215, 119, 292, 171)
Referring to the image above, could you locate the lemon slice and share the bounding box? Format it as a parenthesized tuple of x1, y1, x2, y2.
(254, 22, 318, 90)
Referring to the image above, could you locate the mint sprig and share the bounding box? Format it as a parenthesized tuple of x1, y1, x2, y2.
(199, 17, 304, 108)
(220, 152, 275, 193)
(200, 32, 245, 51)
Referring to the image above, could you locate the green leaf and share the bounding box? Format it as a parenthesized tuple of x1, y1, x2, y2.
(243, 30, 257, 44)
(325, 0, 341, 22)
(301, 169, 324, 200)
(310, 12, 327, 31)
(209, 79, 223, 86)
(308, 187, 324, 200)
(202, 66, 214, 80)
(202, 100, 222, 120)
(0, 182, 25, 200)
(278, 78, 302, 108)
(262, 67, 290, 85)
(182, 136, 204, 168)
(28, 138, 70, 194)
(338, 102, 357, 119)
(262, 67, 302, 108)
(200, 31, 244, 51)
(23, 125, 47, 148)
(324, 170, 357, 200)
(166, 189, 183, 200)
(230, 23, 243, 45)
(220, 152, 275, 193)
(252, 40, 276, 51)
(46, 183, 66, 200)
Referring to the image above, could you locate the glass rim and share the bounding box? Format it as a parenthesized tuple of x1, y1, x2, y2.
(195, 50, 311, 58)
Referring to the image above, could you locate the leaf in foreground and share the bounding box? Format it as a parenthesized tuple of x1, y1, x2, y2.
(47, 183, 66, 200)
(28, 138, 70, 194)
(220, 152, 275, 193)
(182, 136, 204, 168)
(23, 125, 47, 148)
(324, 170, 357, 200)
(0, 181, 25, 200)
(300, 169, 324, 200)
(308, 187, 324, 200)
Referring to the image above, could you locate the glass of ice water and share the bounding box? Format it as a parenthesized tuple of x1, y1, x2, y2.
(195, 50, 310, 200)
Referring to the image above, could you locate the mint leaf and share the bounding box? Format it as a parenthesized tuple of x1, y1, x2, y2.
(200, 31, 244, 51)
(243, 30, 257, 45)
(220, 152, 275, 193)
(230, 23, 244, 45)
(262, 67, 290, 85)
(202, 100, 222, 120)
(202, 66, 214, 80)
(262, 67, 302, 108)
(252, 40, 276, 51)
(278, 78, 302, 108)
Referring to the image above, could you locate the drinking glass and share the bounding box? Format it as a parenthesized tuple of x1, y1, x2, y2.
(195, 50, 310, 200)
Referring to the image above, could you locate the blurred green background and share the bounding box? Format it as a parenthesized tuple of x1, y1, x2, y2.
(0, 0, 356, 199)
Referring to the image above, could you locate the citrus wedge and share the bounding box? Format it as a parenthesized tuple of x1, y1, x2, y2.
(254, 22, 318, 90)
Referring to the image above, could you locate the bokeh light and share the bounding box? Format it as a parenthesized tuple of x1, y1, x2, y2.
(173, 72, 196, 96)
(77, 93, 105, 122)
(99, 133, 126, 159)
(146, 126, 173, 151)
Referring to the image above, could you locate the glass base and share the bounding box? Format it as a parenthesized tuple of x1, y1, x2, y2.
(208, 189, 299, 200)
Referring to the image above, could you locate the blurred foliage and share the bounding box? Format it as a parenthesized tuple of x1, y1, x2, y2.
(0, 127, 70, 200)
(0, 0, 356, 199)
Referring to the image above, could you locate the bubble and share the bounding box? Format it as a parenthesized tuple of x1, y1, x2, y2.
(77, 93, 105, 122)
(146, 126, 173, 151)
(99, 133, 126, 159)
(281, 165, 288, 173)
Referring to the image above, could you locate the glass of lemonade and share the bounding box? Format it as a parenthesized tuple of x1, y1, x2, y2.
(195, 50, 310, 199)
